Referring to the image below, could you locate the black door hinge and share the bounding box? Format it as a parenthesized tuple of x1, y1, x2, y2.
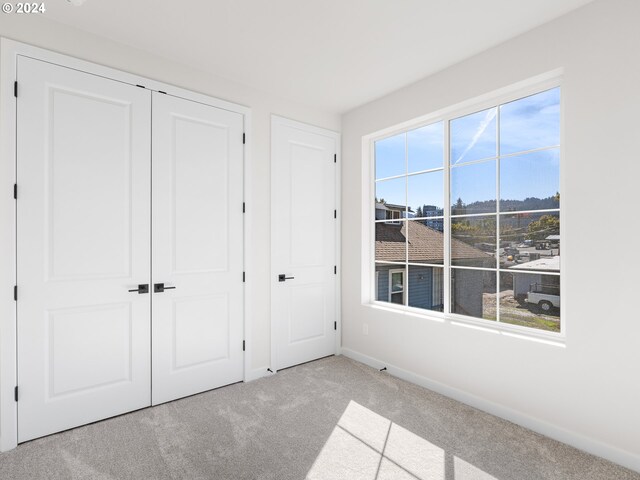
(13, 184, 17, 200)
(242, 202, 246, 213)
(242, 340, 245, 352)
(243, 133, 246, 144)
(14, 285, 17, 301)
(334, 154, 336, 163)
(334, 266, 337, 275)
(14, 386, 18, 402)
(243, 272, 246, 283)
(334, 321, 337, 330)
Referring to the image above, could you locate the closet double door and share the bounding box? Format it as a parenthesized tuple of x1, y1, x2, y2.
(16, 57, 244, 442)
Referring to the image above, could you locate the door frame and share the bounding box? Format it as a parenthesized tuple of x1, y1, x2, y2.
(0, 38, 253, 452)
(269, 115, 341, 372)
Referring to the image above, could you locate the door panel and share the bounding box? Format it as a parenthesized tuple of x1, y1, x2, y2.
(152, 93, 244, 405)
(171, 115, 230, 273)
(48, 303, 133, 397)
(48, 88, 133, 279)
(272, 118, 337, 370)
(17, 57, 151, 442)
(289, 284, 327, 342)
(172, 295, 230, 369)
(289, 145, 327, 267)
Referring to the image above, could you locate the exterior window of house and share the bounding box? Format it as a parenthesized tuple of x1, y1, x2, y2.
(386, 210, 401, 224)
(389, 269, 405, 304)
(373, 85, 561, 334)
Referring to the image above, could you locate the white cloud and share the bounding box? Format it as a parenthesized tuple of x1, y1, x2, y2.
(454, 109, 497, 165)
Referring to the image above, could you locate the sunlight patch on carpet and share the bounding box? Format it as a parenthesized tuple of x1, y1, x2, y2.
(306, 400, 498, 480)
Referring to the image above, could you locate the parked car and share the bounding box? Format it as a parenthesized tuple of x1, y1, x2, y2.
(526, 283, 560, 313)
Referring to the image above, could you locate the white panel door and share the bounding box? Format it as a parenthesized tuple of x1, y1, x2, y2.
(272, 117, 337, 371)
(151, 93, 244, 405)
(16, 57, 152, 442)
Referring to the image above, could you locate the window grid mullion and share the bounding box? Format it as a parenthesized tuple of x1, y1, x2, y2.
(496, 103, 501, 324)
(444, 120, 451, 315)
(404, 133, 409, 307)
(372, 138, 377, 303)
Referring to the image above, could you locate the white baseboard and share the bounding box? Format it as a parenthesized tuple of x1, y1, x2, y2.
(245, 366, 274, 382)
(340, 348, 640, 474)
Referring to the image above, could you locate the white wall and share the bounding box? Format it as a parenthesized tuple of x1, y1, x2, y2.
(341, 0, 640, 472)
(0, 15, 340, 377)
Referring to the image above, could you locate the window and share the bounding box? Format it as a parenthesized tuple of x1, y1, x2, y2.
(386, 209, 401, 224)
(373, 85, 561, 334)
(389, 269, 405, 304)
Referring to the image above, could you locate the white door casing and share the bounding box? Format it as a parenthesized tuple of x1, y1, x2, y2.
(271, 116, 338, 371)
(16, 57, 152, 442)
(151, 93, 244, 405)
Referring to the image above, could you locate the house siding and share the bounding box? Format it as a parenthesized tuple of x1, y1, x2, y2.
(512, 272, 543, 297)
(451, 269, 486, 318)
(407, 266, 433, 309)
(375, 265, 435, 310)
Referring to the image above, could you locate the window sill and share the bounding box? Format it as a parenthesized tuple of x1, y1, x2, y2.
(365, 301, 566, 347)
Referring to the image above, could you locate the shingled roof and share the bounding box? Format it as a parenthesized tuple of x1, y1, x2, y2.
(375, 221, 488, 263)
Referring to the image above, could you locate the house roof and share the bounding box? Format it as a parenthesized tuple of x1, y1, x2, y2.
(375, 221, 487, 263)
(376, 203, 414, 213)
(508, 256, 560, 272)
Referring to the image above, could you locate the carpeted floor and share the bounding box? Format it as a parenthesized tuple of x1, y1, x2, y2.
(0, 355, 637, 480)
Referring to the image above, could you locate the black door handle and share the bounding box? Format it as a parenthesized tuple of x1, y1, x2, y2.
(278, 274, 295, 282)
(128, 284, 149, 294)
(154, 283, 176, 293)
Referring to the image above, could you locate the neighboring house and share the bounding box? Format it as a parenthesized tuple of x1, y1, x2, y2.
(375, 217, 490, 316)
(374, 202, 387, 221)
(546, 234, 561, 250)
(375, 202, 414, 222)
(508, 256, 560, 300)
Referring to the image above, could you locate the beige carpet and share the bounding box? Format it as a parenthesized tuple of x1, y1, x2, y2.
(0, 355, 637, 479)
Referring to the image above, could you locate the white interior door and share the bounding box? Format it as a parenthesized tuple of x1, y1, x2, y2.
(271, 117, 338, 371)
(16, 57, 152, 442)
(151, 93, 244, 405)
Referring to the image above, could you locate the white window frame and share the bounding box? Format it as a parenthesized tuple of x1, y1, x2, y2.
(388, 268, 405, 304)
(362, 70, 565, 343)
(385, 209, 401, 225)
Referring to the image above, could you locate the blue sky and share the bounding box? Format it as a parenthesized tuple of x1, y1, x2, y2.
(375, 122, 443, 179)
(374, 87, 560, 216)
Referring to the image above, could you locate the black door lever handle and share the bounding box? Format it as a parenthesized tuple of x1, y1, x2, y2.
(278, 274, 295, 282)
(128, 284, 149, 294)
(154, 283, 176, 293)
